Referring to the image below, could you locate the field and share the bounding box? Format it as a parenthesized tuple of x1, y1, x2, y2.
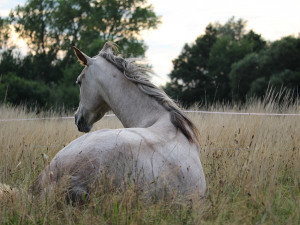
(0, 96, 299, 224)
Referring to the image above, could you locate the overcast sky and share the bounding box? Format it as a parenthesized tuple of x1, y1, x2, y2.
(1, 0, 300, 85)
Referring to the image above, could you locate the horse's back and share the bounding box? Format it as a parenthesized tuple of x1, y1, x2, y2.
(36, 128, 206, 199)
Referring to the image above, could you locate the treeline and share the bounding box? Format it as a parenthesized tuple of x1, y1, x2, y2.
(0, 1, 299, 109)
(165, 18, 300, 106)
(0, 0, 160, 109)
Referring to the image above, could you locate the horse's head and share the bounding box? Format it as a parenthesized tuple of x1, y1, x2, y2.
(73, 46, 110, 132)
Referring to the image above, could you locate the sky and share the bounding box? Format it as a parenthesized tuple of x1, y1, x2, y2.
(1, 0, 300, 85)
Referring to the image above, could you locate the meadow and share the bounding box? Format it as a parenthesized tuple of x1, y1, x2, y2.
(0, 95, 299, 224)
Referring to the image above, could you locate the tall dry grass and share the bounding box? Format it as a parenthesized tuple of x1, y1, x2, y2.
(0, 96, 299, 224)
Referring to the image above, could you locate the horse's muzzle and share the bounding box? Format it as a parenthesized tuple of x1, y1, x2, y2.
(75, 114, 91, 133)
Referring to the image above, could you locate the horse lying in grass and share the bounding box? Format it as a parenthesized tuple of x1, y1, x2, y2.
(31, 42, 206, 201)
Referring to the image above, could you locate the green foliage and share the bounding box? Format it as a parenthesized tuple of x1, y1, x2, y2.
(165, 17, 299, 106)
(51, 63, 81, 108)
(9, 0, 57, 55)
(0, 49, 62, 85)
(165, 24, 217, 105)
(2, 4, 299, 107)
(0, 50, 22, 74)
(0, 17, 10, 49)
(230, 36, 300, 101)
(229, 53, 261, 100)
(0, 0, 160, 108)
(270, 70, 300, 91)
(9, 0, 160, 57)
(0, 72, 51, 106)
(214, 17, 246, 41)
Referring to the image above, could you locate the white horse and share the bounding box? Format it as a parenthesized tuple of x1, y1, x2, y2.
(33, 42, 206, 201)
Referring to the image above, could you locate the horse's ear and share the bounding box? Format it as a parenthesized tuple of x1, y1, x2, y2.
(73, 46, 88, 66)
(100, 42, 118, 55)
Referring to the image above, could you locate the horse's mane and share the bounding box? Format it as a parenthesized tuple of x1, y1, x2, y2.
(99, 42, 199, 144)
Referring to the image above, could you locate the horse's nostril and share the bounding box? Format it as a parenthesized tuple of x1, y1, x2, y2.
(77, 117, 83, 127)
(75, 114, 78, 124)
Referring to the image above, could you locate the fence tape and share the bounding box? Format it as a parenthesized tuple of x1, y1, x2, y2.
(0, 110, 299, 122)
(184, 110, 300, 116)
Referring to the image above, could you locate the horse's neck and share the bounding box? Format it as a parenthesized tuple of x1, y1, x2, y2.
(98, 68, 168, 128)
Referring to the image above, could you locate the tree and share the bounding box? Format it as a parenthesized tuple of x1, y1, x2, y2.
(229, 53, 261, 100)
(1, 0, 161, 108)
(9, 0, 160, 58)
(0, 17, 11, 49)
(165, 17, 266, 105)
(214, 17, 246, 41)
(209, 30, 266, 101)
(229, 36, 300, 100)
(9, 0, 57, 55)
(165, 24, 217, 105)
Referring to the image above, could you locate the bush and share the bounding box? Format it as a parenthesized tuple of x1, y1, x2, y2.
(0, 72, 51, 107)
